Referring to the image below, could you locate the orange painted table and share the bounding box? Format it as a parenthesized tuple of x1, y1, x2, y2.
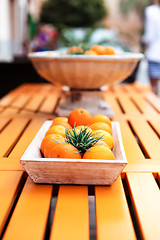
(0, 83, 160, 240)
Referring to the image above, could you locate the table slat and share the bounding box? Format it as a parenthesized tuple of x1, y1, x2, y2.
(39, 92, 59, 113)
(0, 118, 29, 157)
(0, 93, 17, 107)
(118, 120, 145, 162)
(103, 92, 122, 115)
(117, 95, 141, 114)
(0, 171, 24, 236)
(131, 95, 158, 115)
(8, 117, 46, 158)
(3, 177, 52, 240)
(145, 91, 160, 113)
(130, 117, 160, 159)
(112, 85, 128, 95)
(0, 158, 23, 170)
(95, 177, 136, 240)
(0, 117, 11, 131)
(50, 186, 89, 240)
(147, 115, 160, 137)
(10, 95, 31, 108)
(126, 172, 160, 240)
(125, 159, 160, 172)
(1, 108, 19, 115)
(24, 94, 45, 112)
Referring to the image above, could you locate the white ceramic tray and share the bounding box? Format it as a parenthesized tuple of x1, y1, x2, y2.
(20, 121, 127, 185)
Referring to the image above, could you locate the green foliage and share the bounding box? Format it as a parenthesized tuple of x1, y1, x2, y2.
(58, 27, 130, 51)
(28, 14, 37, 40)
(65, 126, 103, 155)
(58, 28, 95, 49)
(40, 0, 107, 30)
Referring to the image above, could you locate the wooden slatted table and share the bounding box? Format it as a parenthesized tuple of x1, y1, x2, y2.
(0, 82, 160, 240)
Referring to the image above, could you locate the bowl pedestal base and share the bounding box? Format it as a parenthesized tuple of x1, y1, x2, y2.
(58, 90, 114, 119)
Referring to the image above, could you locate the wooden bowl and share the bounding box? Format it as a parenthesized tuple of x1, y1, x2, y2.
(28, 51, 143, 89)
(20, 121, 127, 185)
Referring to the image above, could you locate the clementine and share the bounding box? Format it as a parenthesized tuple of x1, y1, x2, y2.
(40, 134, 62, 155)
(49, 143, 81, 159)
(92, 114, 111, 127)
(68, 108, 92, 127)
(92, 130, 114, 149)
(84, 50, 97, 55)
(43, 134, 65, 158)
(52, 117, 68, 123)
(95, 140, 109, 148)
(45, 125, 66, 138)
(83, 145, 115, 160)
(103, 46, 116, 55)
(51, 119, 71, 129)
(90, 122, 112, 135)
(69, 46, 83, 54)
(90, 45, 105, 55)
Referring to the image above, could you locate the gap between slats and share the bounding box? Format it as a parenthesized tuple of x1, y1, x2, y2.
(124, 172, 160, 240)
(130, 98, 143, 113)
(45, 181, 140, 240)
(24, 174, 160, 240)
(128, 119, 160, 159)
(0, 172, 27, 239)
(44, 185, 59, 240)
(24, 95, 46, 112)
(0, 119, 12, 133)
(43, 185, 96, 240)
(116, 96, 142, 115)
(153, 172, 160, 190)
(145, 95, 160, 113)
(147, 120, 160, 138)
(2, 119, 31, 157)
(127, 121, 149, 159)
(122, 174, 142, 240)
(2, 178, 145, 240)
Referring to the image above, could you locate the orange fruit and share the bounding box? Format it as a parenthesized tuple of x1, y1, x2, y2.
(68, 108, 92, 127)
(83, 145, 115, 160)
(40, 134, 61, 155)
(92, 114, 111, 127)
(51, 119, 71, 129)
(103, 46, 116, 55)
(69, 46, 83, 54)
(90, 45, 105, 55)
(84, 50, 97, 55)
(45, 125, 66, 138)
(75, 125, 92, 133)
(92, 130, 114, 149)
(90, 122, 112, 135)
(52, 117, 68, 123)
(95, 140, 109, 148)
(49, 143, 81, 159)
(43, 134, 65, 158)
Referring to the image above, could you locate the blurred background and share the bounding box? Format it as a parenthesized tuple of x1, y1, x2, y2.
(0, 0, 151, 97)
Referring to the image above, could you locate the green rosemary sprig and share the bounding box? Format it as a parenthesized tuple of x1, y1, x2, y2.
(65, 126, 104, 155)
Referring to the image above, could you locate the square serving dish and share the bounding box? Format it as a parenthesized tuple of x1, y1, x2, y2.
(20, 121, 127, 185)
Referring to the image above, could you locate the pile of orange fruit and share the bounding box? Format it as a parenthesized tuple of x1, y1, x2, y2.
(40, 108, 115, 160)
(69, 45, 116, 55)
